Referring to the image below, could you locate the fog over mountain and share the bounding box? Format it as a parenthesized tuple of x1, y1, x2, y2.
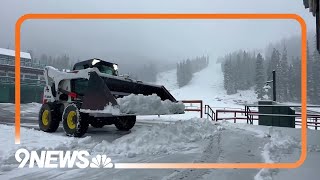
(0, 0, 316, 71)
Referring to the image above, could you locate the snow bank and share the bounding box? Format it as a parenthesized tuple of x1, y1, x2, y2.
(0, 125, 92, 171)
(90, 118, 217, 158)
(254, 129, 300, 180)
(2, 103, 42, 115)
(81, 94, 185, 115)
(117, 94, 185, 115)
(217, 121, 301, 180)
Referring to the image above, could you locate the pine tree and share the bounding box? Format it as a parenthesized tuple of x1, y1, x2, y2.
(307, 41, 314, 103)
(287, 64, 295, 101)
(311, 47, 320, 104)
(267, 48, 280, 75)
(224, 59, 235, 94)
(267, 48, 280, 99)
(278, 46, 289, 102)
(255, 53, 265, 99)
(293, 57, 302, 102)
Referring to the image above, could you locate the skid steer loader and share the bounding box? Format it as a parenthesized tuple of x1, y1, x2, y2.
(39, 58, 184, 137)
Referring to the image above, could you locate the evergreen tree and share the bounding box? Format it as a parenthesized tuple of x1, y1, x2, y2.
(176, 55, 209, 88)
(278, 46, 289, 102)
(307, 41, 314, 102)
(267, 48, 280, 99)
(267, 48, 280, 75)
(311, 46, 320, 104)
(293, 57, 302, 102)
(287, 64, 295, 101)
(255, 53, 265, 99)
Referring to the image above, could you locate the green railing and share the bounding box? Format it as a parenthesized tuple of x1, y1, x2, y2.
(0, 76, 45, 103)
(0, 76, 45, 86)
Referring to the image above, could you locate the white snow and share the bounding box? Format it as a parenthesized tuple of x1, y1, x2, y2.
(2, 102, 42, 117)
(156, 61, 258, 111)
(91, 118, 216, 158)
(0, 124, 91, 171)
(117, 94, 185, 115)
(80, 103, 121, 115)
(81, 94, 185, 116)
(0, 48, 31, 59)
(1, 118, 318, 180)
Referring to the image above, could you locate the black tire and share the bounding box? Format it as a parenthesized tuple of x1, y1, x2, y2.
(39, 103, 60, 132)
(62, 104, 89, 137)
(114, 116, 136, 131)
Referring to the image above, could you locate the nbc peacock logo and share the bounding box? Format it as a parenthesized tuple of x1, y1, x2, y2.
(90, 154, 114, 168)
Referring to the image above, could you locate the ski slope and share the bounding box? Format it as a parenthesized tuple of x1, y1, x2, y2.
(157, 61, 257, 109)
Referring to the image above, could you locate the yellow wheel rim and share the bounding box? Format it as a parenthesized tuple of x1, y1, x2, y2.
(67, 111, 77, 129)
(42, 110, 49, 126)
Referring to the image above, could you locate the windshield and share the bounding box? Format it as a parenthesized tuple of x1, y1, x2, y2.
(97, 64, 117, 76)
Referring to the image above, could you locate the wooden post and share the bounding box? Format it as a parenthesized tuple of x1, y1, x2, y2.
(216, 110, 218, 121)
(200, 101, 203, 118)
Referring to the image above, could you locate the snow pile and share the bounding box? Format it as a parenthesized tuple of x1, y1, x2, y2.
(0, 125, 92, 171)
(218, 120, 268, 138)
(91, 118, 216, 158)
(81, 94, 185, 115)
(261, 128, 300, 163)
(254, 129, 300, 180)
(117, 94, 185, 115)
(2, 103, 42, 115)
(217, 121, 301, 180)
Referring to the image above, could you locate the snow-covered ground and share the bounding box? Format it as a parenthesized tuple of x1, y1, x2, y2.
(0, 62, 319, 179)
(0, 119, 319, 180)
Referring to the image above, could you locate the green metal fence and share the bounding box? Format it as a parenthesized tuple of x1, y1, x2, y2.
(0, 81, 44, 103)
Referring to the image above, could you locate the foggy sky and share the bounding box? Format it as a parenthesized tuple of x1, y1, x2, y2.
(0, 0, 316, 65)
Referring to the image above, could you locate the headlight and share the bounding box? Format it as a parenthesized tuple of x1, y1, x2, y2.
(92, 59, 100, 65)
(113, 64, 118, 70)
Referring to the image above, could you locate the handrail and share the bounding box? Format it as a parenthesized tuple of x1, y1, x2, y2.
(204, 105, 215, 121)
(181, 100, 203, 118)
(219, 105, 320, 130)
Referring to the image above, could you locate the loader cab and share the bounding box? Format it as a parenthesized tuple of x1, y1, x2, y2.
(73, 58, 118, 76)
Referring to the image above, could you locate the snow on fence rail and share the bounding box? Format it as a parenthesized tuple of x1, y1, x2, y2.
(181, 100, 203, 118)
(211, 105, 320, 130)
(215, 109, 258, 123)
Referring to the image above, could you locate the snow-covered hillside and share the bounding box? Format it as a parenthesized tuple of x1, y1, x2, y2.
(157, 62, 257, 109)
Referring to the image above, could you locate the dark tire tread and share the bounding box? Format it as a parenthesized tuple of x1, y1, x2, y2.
(39, 102, 61, 133)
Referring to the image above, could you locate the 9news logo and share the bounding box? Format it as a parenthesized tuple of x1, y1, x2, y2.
(15, 148, 114, 168)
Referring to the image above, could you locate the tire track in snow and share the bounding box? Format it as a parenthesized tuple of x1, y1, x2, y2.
(164, 125, 268, 180)
(164, 129, 223, 180)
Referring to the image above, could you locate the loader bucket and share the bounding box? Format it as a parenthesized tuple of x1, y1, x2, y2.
(81, 72, 118, 110)
(80, 71, 178, 112)
(101, 76, 177, 102)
